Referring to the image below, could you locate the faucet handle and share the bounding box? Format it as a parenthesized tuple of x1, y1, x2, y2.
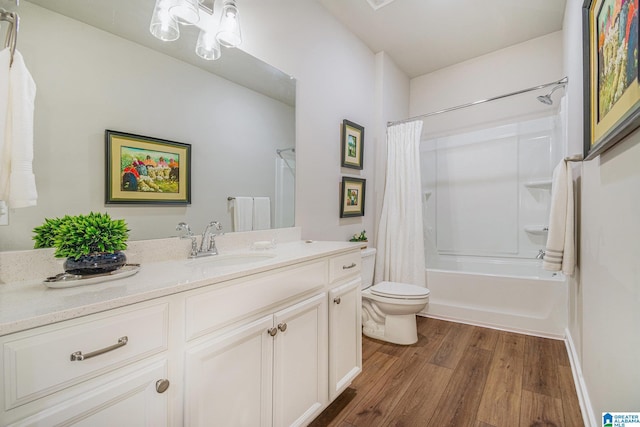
(176, 222, 192, 237)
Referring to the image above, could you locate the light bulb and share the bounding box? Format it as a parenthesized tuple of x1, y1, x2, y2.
(196, 30, 221, 60)
(169, 0, 200, 25)
(216, 0, 242, 48)
(150, 0, 180, 41)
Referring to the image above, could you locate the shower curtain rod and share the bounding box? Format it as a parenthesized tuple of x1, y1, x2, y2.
(387, 76, 568, 127)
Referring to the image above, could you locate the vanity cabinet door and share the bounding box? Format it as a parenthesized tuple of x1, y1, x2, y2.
(328, 278, 362, 401)
(184, 315, 274, 427)
(273, 293, 327, 427)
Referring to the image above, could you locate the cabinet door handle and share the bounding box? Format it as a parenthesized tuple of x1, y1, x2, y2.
(156, 379, 170, 394)
(70, 336, 128, 361)
(267, 327, 278, 337)
(333, 297, 341, 304)
(342, 262, 357, 270)
(277, 322, 287, 332)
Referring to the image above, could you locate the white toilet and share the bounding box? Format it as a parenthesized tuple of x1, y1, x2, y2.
(360, 247, 430, 345)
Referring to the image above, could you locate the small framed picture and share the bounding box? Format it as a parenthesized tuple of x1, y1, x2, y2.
(341, 119, 364, 169)
(340, 177, 366, 218)
(105, 130, 191, 205)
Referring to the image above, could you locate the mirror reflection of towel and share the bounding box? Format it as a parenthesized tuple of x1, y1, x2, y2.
(233, 197, 253, 232)
(253, 197, 271, 230)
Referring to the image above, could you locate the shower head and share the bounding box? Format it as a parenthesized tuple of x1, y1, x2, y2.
(537, 94, 554, 105)
(537, 81, 567, 105)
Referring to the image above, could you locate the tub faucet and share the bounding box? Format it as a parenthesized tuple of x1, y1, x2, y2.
(536, 249, 545, 260)
(176, 222, 198, 258)
(199, 221, 223, 256)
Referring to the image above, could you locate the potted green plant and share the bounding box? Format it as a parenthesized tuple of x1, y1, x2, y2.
(32, 212, 129, 275)
(349, 230, 368, 243)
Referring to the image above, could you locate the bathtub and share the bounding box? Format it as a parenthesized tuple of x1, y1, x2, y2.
(422, 257, 567, 338)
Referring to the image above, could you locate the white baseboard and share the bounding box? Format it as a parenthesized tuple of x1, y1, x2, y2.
(564, 327, 596, 427)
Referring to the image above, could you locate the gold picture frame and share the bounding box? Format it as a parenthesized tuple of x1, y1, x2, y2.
(583, 0, 640, 159)
(105, 130, 191, 204)
(341, 120, 364, 169)
(340, 177, 366, 218)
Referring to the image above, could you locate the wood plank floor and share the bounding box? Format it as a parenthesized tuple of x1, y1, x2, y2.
(310, 317, 583, 427)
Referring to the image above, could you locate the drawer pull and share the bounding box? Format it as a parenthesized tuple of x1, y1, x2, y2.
(277, 322, 287, 332)
(333, 297, 341, 304)
(156, 379, 170, 394)
(342, 262, 357, 270)
(70, 336, 128, 361)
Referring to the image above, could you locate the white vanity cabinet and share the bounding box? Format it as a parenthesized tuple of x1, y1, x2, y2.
(0, 244, 362, 427)
(182, 260, 329, 427)
(184, 292, 327, 427)
(0, 301, 170, 426)
(327, 252, 362, 401)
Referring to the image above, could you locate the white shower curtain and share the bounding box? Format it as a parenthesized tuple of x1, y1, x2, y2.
(375, 120, 426, 287)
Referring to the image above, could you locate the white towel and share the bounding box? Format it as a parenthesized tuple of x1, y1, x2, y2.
(543, 159, 575, 275)
(233, 197, 253, 232)
(252, 197, 271, 230)
(0, 49, 37, 208)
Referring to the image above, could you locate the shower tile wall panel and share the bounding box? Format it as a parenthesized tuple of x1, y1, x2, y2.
(422, 115, 557, 260)
(435, 134, 519, 255)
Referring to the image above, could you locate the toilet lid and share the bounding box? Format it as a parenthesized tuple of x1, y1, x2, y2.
(370, 281, 430, 299)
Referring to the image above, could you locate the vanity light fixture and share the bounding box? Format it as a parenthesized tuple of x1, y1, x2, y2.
(149, 0, 242, 61)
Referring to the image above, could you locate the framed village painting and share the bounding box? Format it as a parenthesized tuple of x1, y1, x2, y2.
(105, 130, 191, 204)
(583, 0, 640, 159)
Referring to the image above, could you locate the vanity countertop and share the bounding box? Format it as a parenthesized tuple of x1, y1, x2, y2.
(0, 240, 361, 337)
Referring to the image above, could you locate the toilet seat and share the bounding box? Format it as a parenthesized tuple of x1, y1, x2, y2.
(370, 281, 430, 300)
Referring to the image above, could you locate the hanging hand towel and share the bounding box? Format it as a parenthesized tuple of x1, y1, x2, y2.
(0, 49, 37, 208)
(7, 50, 37, 208)
(252, 197, 271, 231)
(543, 159, 575, 275)
(232, 197, 253, 232)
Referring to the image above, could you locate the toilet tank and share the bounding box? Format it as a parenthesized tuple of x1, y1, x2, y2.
(360, 247, 377, 288)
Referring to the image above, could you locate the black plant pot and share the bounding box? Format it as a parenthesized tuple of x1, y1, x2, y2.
(64, 251, 127, 275)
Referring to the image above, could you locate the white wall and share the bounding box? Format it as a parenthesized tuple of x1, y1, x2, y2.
(564, 1, 640, 424)
(0, 2, 294, 250)
(238, 0, 377, 242)
(373, 52, 410, 246)
(410, 31, 564, 118)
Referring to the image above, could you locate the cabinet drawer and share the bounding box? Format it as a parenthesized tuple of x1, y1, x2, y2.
(329, 251, 361, 283)
(2, 302, 169, 410)
(185, 261, 327, 341)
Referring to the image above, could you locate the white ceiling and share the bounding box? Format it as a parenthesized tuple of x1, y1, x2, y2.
(317, 0, 567, 78)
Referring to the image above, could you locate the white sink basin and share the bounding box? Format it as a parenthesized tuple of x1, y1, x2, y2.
(185, 253, 276, 267)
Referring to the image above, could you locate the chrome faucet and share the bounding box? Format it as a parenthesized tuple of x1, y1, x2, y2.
(199, 221, 223, 256)
(176, 222, 198, 258)
(177, 221, 224, 258)
(536, 249, 545, 260)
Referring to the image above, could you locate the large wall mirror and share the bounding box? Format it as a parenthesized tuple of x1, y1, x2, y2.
(0, 0, 296, 251)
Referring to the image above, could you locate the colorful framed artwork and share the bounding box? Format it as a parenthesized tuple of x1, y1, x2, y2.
(105, 130, 191, 205)
(341, 119, 364, 169)
(340, 177, 366, 218)
(583, 0, 640, 159)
